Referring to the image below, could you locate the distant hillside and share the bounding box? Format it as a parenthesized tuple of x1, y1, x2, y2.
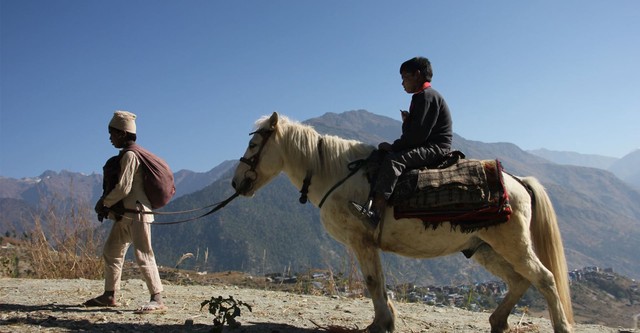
(528, 148, 618, 169)
(303, 109, 400, 144)
(0, 170, 103, 207)
(152, 110, 640, 285)
(608, 149, 640, 190)
(0, 198, 36, 235)
(153, 171, 347, 275)
(0, 164, 231, 236)
(528, 148, 640, 191)
(173, 160, 236, 198)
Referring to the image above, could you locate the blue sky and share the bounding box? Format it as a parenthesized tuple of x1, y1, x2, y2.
(2, 1, 639, 179)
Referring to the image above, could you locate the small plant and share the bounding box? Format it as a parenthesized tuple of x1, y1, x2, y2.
(0, 255, 19, 277)
(200, 295, 252, 332)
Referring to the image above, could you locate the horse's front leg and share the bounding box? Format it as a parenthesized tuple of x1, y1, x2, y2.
(350, 239, 396, 333)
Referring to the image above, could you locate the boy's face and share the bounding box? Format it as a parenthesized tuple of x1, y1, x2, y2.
(401, 70, 423, 94)
(109, 128, 127, 148)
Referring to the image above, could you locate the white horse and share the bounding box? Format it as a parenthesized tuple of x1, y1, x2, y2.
(231, 112, 574, 333)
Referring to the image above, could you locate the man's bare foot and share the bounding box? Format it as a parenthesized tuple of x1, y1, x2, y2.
(133, 301, 167, 314)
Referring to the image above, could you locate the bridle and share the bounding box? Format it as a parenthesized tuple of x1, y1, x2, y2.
(236, 126, 366, 207)
(236, 127, 275, 194)
(236, 126, 323, 204)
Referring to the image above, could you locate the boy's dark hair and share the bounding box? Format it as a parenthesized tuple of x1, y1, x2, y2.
(400, 57, 433, 82)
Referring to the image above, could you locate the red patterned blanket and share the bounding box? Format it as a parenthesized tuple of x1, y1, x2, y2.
(391, 159, 512, 232)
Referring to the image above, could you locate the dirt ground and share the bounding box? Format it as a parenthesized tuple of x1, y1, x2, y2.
(0, 274, 628, 333)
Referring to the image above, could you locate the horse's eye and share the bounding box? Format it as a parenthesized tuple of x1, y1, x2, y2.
(248, 142, 257, 149)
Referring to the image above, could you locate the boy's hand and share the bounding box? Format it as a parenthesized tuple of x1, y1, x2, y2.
(400, 110, 409, 122)
(378, 142, 393, 152)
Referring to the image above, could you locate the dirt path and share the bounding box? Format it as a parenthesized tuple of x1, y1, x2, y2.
(0, 278, 624, 332)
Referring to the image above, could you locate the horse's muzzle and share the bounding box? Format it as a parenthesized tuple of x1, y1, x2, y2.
(232, 178, 253, 196)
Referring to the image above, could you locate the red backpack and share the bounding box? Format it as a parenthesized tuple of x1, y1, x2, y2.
(124, 144, 176, 209)
(103, 144, 175, 210)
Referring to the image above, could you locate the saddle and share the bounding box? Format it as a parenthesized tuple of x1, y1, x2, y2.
(370, 151, 512, 232)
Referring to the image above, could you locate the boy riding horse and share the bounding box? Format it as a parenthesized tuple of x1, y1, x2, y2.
(354, 56, 453, 228)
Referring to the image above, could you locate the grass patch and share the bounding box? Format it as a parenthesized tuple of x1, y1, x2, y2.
(1, 198, 105, 279)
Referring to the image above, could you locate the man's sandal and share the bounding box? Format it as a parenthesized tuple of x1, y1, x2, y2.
(133, 301, 167, 314)
(82, 297, 119, 307)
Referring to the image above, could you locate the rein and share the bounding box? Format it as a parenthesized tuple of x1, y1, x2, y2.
(111, 192, 240, 225)
(124, 202, 226, 216)
(318, 158, 367, 208)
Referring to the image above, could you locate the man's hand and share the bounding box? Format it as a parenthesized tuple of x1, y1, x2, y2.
(95, 198, 109, 221)
(94, 198, 105, 215)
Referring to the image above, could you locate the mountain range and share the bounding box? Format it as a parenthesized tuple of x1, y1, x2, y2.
(528, 148, 640, 190)
(1, 110, 639, 285)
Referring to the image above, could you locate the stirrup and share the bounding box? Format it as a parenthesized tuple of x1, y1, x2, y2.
(349, 200, 380, 229)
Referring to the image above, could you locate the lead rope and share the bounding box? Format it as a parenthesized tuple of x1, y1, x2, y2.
(110, 192, 239, 225)
(121, 201, 229, 216)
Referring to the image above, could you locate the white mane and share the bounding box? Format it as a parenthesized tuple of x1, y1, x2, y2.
(255, 115, 374, 177)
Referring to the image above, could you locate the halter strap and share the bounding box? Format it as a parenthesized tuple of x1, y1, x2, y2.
(298, 138, 323, 204)
(240, 128, 274, 169)
(235, 128, 275, 194)
(299, 170, 312, 204)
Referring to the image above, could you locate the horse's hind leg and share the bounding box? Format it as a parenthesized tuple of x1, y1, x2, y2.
(472, 242, 531, 333)
(484, 234, 572, 332)
(351, 243, 395, 333)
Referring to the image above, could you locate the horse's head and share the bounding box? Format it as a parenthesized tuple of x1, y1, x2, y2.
(232, 112, 285, 196)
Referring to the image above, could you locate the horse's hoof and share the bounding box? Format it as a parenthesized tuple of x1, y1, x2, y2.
(366, 321, 394, 333)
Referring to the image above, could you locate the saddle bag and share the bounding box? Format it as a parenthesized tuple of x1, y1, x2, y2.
(391, 158, 512, 232)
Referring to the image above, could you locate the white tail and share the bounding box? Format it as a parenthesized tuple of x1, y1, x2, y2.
(523, 177, 574, 324)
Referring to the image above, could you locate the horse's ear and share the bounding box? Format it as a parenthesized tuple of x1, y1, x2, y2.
(269, 112, 279, 130)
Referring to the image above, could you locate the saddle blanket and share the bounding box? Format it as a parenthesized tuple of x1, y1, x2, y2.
(391, 159, 512, 232)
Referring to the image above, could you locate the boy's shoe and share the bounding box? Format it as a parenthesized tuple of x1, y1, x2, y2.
(349, 200, 380, 229)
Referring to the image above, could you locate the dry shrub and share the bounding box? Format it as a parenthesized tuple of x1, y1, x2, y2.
(290, 251, 365, 298)
(331, 249, 365, 297)
(18, 195, 106, 279)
